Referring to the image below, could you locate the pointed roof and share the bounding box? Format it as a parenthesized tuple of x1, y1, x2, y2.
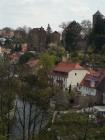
(93, 10, 104, 17)
(80, 71, 105, 88)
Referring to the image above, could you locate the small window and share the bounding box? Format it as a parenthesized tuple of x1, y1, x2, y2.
(75, 73, 77, 76)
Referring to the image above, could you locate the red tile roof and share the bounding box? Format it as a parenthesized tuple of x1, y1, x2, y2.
(53, 62, 82, 73)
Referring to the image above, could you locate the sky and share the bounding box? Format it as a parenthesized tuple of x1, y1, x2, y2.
(0, 0, 105, 31)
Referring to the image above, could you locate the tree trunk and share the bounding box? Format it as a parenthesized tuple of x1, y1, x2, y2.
(6, 103, 10, 140)
(22, 100, 26, 140)
(39, 111, 45, 135)
(28, 103, 33, 140)
(32, 106, 39, 140)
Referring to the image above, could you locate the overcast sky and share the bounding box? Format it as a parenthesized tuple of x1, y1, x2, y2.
(0, 0, 105, 31)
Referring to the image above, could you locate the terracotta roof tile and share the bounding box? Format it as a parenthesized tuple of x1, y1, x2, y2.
(53, 62, 82, 73)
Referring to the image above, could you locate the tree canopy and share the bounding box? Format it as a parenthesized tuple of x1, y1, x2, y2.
(39, 52, 56, 71)
(19, 52, 35, 64)
(63, 21, 81, 52)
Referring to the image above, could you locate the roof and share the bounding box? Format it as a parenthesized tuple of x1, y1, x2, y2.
(93, 11, 104, 16)
(80, 71, 105, 88)
(53, 62, 82, 73)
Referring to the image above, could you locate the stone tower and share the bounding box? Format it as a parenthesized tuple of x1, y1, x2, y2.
(93, 10, 104, 28)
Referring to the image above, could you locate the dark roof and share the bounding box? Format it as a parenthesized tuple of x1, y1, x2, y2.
(93, 11, 104, 17)
(81, 71, 105, 88)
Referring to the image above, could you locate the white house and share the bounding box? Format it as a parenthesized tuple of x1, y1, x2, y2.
(50, 62, 89, 90)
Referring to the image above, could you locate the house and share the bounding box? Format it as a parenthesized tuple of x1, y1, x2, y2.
(50, 62, 89, 90)
(51, 31, 60, 44)
(28, 27, 47, 51)
(2, 28, 14, 38)
(78, 71, 105, 104)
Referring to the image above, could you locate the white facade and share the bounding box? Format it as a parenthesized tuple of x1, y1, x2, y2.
(66, 70, 89, 88)
(52, 69, 89, 90)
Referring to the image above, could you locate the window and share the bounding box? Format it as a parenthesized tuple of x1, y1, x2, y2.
(75, 73, 77, 76)
(77, 83, 79, 86)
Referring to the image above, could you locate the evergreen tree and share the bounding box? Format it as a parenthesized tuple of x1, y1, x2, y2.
(63, 21, 81, 52)
(46, 24, 52, 46)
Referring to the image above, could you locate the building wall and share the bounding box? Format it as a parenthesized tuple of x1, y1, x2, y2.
(2, 29, 14, 38)
(52, 69, 89, 90)
(77, 87, 103, 104)
(51, 31, 60, 44)
(93, 13, 103, 28)
(96, 91, 103, 105)
(96, 77, 105, 105)
(28, 27, 47, 50)
(67, 70, 89, 89)
(51, 74, 67, 89)
(77, 95, 97, 107)
(79, 86, 96, 96)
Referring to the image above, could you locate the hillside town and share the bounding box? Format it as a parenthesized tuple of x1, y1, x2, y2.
(1, 9, 105, 140)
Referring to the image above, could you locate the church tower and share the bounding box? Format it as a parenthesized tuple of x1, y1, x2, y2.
(93, 10, 104, 28)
